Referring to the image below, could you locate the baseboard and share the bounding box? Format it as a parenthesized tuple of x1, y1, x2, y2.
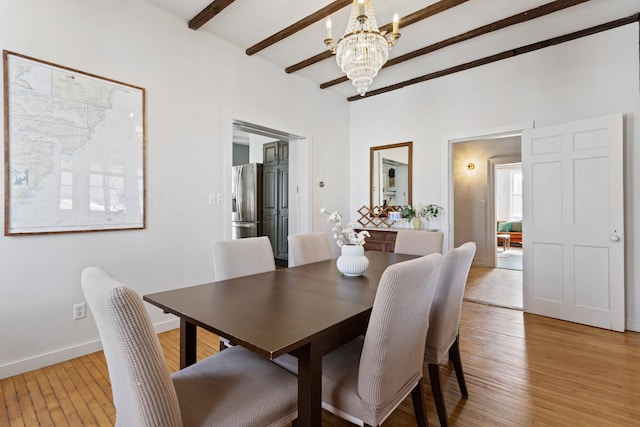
(0, 318, 180, 380)
(625, 318, 640, 332)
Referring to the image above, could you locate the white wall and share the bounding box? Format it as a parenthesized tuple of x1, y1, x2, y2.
(349, 24, 640, 331)
(0, 0, 350, 378)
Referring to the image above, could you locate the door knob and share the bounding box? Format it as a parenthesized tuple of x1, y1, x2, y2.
(610, 234, 620, 242)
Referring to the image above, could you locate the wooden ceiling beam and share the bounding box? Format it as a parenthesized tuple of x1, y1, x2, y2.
(246, 0, 352, 56)
(348, 14, 639, 101)
(321, 0, 590, 89)
(285, 0, 469, 74)
(188, 0, 236, 30)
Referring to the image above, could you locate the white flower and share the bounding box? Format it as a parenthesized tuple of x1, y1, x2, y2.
(414, 202, 443, 220)
(321, 208, 369, 246)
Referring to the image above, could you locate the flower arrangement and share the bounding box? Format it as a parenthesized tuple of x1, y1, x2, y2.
(402, 202, 444, 222)
(320, 207, 370, 247)
(417, 202, 444, 220)
(401, 204, 417, 222)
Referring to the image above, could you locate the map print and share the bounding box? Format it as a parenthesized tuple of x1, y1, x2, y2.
(5, 52, 145, 234)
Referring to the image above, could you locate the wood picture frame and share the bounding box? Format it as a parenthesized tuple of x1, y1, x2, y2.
(3, 50, 146, 235)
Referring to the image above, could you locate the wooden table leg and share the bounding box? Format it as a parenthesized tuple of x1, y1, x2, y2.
(294, 341, 322, 427)
(180, 318, 197, 369)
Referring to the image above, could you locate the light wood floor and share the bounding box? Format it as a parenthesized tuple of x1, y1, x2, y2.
(3, 302, 640, 426)
(464, 266, 523, 310)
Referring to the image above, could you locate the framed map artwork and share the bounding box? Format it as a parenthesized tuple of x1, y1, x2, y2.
(3, 51, 146, 235)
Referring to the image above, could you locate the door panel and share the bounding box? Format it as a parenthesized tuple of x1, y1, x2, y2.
(531, 162, 562, 226)
(574, 245, 609, 309)
(263, 143, 278, 166)
(278, 169, 289, 259)
(531, 243, 563, 302)
(263, 168, 278, 253)
(523, 114, 624, 331)
(263, 169, 277, 210)
(280, 170, 289, 210)
(278, 214, 289, 259)
(574, 157, 608, 225)
(263, 213, 277, 253)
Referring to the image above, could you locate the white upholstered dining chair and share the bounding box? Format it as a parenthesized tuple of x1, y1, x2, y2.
(275, 253, 443, 427)
(287, 232, 332, 267)
(425, 242, 476, 427)
(211, 236, 276, 350)
(394, 230, 444, 256)
(81, 267, 298, 427)
(211, 236, 275, 281)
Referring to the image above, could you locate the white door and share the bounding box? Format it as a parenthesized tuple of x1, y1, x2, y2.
(522, 114, 624, 331)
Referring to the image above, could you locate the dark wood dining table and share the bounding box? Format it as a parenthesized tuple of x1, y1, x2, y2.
(143, 250, 416, 427)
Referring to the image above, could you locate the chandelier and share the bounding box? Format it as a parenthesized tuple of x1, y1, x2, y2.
(324, 0, 400, 96)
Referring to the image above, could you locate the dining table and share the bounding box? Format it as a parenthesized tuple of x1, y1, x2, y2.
(143, 250, 417, 427)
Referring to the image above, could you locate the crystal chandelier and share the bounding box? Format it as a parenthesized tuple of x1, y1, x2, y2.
(324, 0, 400, 96)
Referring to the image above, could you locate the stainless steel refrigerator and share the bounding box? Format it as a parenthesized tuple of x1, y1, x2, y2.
(231, 163, 263, 239)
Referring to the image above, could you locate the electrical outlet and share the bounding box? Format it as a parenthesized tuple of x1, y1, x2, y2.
(74, 303, 86, 320)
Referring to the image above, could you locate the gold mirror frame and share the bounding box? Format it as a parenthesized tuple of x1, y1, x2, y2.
(369, 142, 412, 209)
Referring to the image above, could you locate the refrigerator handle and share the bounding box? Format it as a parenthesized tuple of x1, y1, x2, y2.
(236, 166, 243, 221)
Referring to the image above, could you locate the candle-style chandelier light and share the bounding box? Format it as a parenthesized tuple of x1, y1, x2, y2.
(324, 0, 400, 96)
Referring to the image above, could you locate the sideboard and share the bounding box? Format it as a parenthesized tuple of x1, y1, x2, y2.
(356, 228, 398, 252)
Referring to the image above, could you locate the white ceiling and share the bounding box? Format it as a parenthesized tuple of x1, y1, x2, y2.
(142, 0, 640, 100)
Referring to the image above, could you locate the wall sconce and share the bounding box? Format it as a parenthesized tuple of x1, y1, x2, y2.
(466, 162, 476, 171)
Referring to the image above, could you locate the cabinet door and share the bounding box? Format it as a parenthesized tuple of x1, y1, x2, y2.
(263, 142, 279, 166)
(278, 214, 289, 258)
(277, 168, 289, 259)
(278, 141, 289, 165)
(263, 167, 278, 253)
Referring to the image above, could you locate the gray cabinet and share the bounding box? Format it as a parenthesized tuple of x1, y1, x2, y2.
(263, 141, 289, 261)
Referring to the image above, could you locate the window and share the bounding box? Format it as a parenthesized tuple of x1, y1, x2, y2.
(510, 171, 522, 219)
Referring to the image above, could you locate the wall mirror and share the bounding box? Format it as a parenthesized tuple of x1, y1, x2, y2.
(370, 141, 412, 209)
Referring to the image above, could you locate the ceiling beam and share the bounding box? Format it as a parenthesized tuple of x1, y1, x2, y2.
(246, 0, 352, 56)
(321, 0, 590, 89)
(347, 13, 639, 101)
(285, 0, 469, 74)
(188, 0, 236, 30)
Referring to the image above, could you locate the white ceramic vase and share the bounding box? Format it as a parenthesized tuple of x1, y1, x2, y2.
(337, 245, 369, 276)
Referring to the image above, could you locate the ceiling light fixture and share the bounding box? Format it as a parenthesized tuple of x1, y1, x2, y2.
(324, 0, 400, 96)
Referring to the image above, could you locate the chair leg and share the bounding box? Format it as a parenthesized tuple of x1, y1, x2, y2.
(411, 378, 429, 427)
(448, 335, 469, 397)
(429, 363, 449, 427)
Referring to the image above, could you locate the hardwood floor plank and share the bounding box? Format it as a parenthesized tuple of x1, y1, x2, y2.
(59, 360, 103, 425)
(0, 375, 9, 426)
(43, 365, 79, 425)
(2, 377, 24, 427)
(70, 357, 114, 424)
(13, 375, 39, 426)
(32, 367, 66, 427)
(22, 370, 53, 426)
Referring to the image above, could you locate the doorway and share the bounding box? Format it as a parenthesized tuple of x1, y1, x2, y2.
(230, 120, 310, 265)
(450, 133, 524, 310)
(493, 161, 523, 272)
